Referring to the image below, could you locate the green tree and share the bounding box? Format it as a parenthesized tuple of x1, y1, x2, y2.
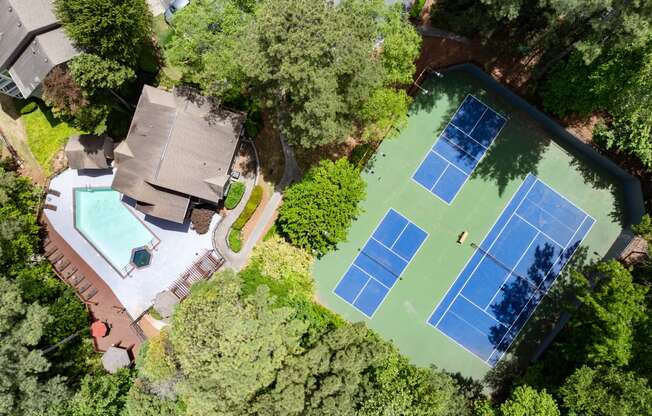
(69, 54, 136, 96)
(0, 277, 71, 416)
(125, 380, 178, 416)
(360, 87, 411, 141)
(498, 386, 559, 416)
(566, 261, 648, 368)
(251, 235, 314, 285)
(278, 159, 366, 254)
(55, 0, 152, 67)
(379, 5, 422, 85)
(559, 366, 652, 416)
(69, 370, 134, 416)
(169, 272, 306, 414)
(138, 330, 177, 382)
(165, 0, 253, 100)
(359, 351, 471, 416)
(241, 0, 384, 147)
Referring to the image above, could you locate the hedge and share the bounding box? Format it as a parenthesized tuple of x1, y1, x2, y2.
(232, 185, 263, 230)
(19, 101, 38, 115)
(224, 181, 246, 210)
(228, 229, 242, 252)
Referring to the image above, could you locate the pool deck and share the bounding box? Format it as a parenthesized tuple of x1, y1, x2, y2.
(44, 168, 219, 319)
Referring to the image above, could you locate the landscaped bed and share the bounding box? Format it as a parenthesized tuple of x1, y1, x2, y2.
(228, 185, 263, 252)
(224, 181, 246, 209)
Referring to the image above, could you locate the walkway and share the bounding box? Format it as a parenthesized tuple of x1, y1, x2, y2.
(213, 134, 301, 270)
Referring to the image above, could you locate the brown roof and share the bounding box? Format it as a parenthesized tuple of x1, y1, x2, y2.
(112, 85, 245, 223)
(153, 290, 180, 319)
(65, 135, 113, 170)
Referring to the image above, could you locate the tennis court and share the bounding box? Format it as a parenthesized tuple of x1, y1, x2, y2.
(413, 95, 506, 204)
(428, 174, 595, 366)
(313, 67, 631, 379)
(334, 209, 428, 317)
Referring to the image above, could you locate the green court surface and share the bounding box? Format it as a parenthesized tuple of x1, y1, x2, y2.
(312, 68, 630, 379)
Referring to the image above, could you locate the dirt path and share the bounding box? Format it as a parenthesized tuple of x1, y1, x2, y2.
(0, 96, 46, 183)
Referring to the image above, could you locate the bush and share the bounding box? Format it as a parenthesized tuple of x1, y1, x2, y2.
(228, 229, 242, 252)
(278, 159, 366, 254)
(409, 0, 426, 19)
(190, 207, 215, 234)
(224, 182, 246, 210)
(19, 101, 38, 115)
(232, 185, 263, 230)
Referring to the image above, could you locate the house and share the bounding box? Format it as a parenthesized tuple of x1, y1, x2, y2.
(111, 85, 245, 224)
(0, 0, 78, 98)
(64, 134, 114, 170)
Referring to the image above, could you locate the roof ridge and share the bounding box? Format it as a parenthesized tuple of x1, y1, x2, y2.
(153, 105, 180, 181)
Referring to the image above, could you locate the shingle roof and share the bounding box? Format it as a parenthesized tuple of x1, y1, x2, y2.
(111, 85, 245, 223)
(0, 0, 59, 70)
(8, 28, 78, 97)
(65, 135, 113, 170)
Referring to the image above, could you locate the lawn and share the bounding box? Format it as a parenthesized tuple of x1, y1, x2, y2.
(152, 15, 183, 86)
(18, 101, 81, 175)
(312, 67, 632, 380)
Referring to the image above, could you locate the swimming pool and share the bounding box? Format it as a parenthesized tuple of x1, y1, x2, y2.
(74, 188, 158, 276)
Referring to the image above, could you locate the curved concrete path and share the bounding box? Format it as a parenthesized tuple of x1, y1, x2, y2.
(213, 134, 300, 270)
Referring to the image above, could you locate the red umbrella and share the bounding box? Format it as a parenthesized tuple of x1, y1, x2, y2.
(91, 320, 108, 338)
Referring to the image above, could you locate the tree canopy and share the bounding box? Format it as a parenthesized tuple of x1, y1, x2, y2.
(278, 159, 366, 254)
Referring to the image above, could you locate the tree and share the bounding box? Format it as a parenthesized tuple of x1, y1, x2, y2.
(124, 380, 178, 416)
(241, 0, 384, 147)
(54, 0, 152, 67)
(379, 5, 422, 85)
(565, 261, 648, 368)
(251, 235, 314, 285)
(165, 0, 253, 101)
(69, 370, 134, 416)
(359, 351, 471, 416)
(559, 366, 652, 416)
(69, 54, 136, 96)
(0, 277, 71, 416)
(278, 159, 366, 254)
(169, 272, 306, 414)
(498, 386, 559, 416)
(138, 330, 177, 383)
(360, 87, 411, 141)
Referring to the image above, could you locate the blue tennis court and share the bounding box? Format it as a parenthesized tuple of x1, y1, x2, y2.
(413, 95, 506, 204)
(334, 209, 428, 318)
(427, 174, 595, 366)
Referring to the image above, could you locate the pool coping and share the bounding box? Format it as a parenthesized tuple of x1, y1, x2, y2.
(73, 186, 161, 278)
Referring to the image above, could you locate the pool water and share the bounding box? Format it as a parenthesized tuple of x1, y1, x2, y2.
(74, 188, 156, 275)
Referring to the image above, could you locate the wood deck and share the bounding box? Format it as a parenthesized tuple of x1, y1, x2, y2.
(42, 217, 144, 354)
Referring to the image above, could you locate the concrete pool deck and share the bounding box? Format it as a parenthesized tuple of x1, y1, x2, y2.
(44, 168, 219, 319)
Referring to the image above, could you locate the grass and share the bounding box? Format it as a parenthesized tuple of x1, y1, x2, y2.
(152, 14, 183, 88)
(17, 100, 82, 175)
(224, 181, 246, 209)
(228, 229, 242, 252)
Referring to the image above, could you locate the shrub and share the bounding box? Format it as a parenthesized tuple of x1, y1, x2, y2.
(232, 185, 263, 230)
(251, 235, 314, 285)
(410, 0, 426, 19)
(278, 159, 366, 254)
(224, 181, 246, 210)
(190, 207, 215, 234)
(228, 229, 242, 252)
(19, 101, 38, 115)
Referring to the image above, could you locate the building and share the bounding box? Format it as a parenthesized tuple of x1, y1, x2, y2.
(0, 0, 78, 98)
(111, 85, 245, 224)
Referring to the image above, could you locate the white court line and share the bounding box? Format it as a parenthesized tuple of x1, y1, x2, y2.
(525, 196, 582, 235)
(447, 122, 489, 150)
(352, 264, 391, 290)
(513, 213, 565, 249)
(332, 208, 429, 319)
(467, 107, 489, 136)
(488, 214, 595, 365)
(431, 178, 538, 328)
(434, 313, 494, 368)
(483, 231, 540, 310)
(425, 175, 535, 329)
(390, 221, 410, 251)
(370, 236, 410, 264)
(440, 134, 483, 163)
(459, 294, 510, 328)
(533, 176, 596, 223)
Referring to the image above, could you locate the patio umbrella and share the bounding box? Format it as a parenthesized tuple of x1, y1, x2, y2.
(91, 320, 108, 338)
(101, 347, 131, 374)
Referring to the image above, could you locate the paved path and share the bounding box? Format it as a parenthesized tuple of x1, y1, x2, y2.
(213, 134, 301, 270)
